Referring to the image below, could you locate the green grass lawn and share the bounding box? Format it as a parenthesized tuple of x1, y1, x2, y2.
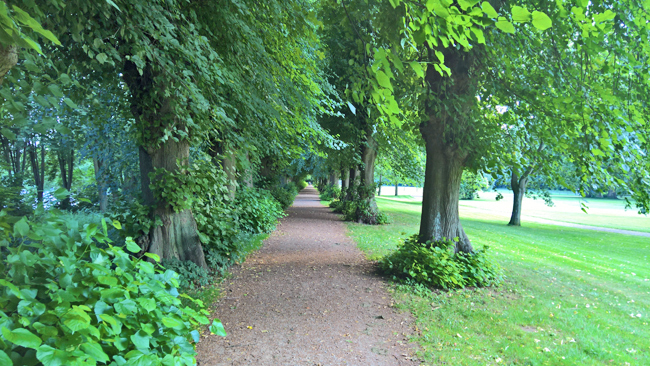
(345, 196, 650, 365)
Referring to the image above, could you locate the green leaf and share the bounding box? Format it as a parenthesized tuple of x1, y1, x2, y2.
(53, 188, 69, 200)
(96, 53, 108, 64)
(481, 2, 498, 18)
(1, 128, 16, 140)
(162, 317, 184, 329)
(532, 11, 552, 30)
(125, 237, 140, 253)
(144, 253, 160, 262)
(1, 327, 42, 349)
(511, 6, 531, 22)
(37, 345, 70, 366)
(13, 217, 29, 237)
(63, 98, 77, 109)
(0, 350, 11, 366)
(61, 307, 91, 332)
(470, 27, 486, 44)
(375, 70, 393, 91)
(80, 342, 109, 363)
(210, 319, 227, 337)
(410, 62, 424, 78)
(458, 0, 480, 11)
(112, 220, 122, 230)
(347, 101, 356, 115)
(130, 330, 150, 350)
(495, 18, 515, 33)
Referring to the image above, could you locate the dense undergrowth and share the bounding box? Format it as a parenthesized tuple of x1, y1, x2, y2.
(0, 210, 225, 366)
(319, 183, 388, 225)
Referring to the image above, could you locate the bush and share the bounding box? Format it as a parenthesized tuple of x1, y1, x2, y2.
(269, 183, 299, 210)
(162, 258, 211, 290)
(234, 187, 284, 234)
(297, 180, 308, 190)
(318, 185, 341, 201)
(0, 210, 225, 366)
(381, 235, 502, 289)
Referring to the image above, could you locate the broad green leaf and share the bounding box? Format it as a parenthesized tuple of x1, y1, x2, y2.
(137, 298, 156, 312)
(1, 128, 16, 140)
(96, 53, 108, 64)
(13, 217, 29, 237)
(532, 11, 552, 30)
(162, 317, 184, 329)
(37, 345, 70, 366)
(52, 188, 69, 200)
(112, 220, 122, 230)
(470, 27, 486, 44)
(130, 330, 150, 350)
(63, 98, 77, 109)
(458, 0, 480, 11)
(1, 327, 42, 349)
(410, 62, 424, 78)
(511, 6, 531, 22)
(0, 350, 11, 366)
(481, 2, 498, 18)
(80, 342, 109, 363)
(495, 18, 515, 33)
(62, 307, 91, 332)
(375, 70, 393, 90)
(144, 253, 160, 262)
(125, 237, 140, 253)
(210, 319, 227, 337)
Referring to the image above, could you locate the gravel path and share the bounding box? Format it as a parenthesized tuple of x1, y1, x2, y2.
(196, 186, 418, 366)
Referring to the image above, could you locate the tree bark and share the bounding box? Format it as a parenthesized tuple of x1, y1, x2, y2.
(395, 181, 398, 196)
(508, 169, 529, 226)
(0, 44, 18, 84)
(124, 61, 207, 269)
(223, 147, 237, 199)
(28, 143, 45, 204)
(93, 158, 109, 212)
(418, 133, 471, 252)
(57, 148, 74, 209)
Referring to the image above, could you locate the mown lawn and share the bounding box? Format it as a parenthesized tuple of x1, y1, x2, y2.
(345, 196, 650, 365)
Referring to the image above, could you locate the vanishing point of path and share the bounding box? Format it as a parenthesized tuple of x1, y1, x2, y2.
(196, 186, 418, 366)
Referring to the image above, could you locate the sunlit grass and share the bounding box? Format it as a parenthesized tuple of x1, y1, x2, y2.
(345, 196, 650, 365)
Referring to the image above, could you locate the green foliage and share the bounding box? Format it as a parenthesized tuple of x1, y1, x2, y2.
(234, 187, 284, 234)
(459, 171, 489, 200)
(161, 259, 210, 290)
(297, 180, 308, 190)
(107, 198, 160, 242)
(269, 182, 299, 210)
(381, 235, 503, 289)
(0, 210, 224, 366)
(319, 185, 341, 201)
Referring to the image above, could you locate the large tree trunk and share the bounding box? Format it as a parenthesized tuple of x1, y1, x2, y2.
(418, 132, 471, 252)
(93, 158, 109, 212)
(508, 169, 529, 226)
(417, 44, 481, 253)
(328, 171, 339, 186)
(124, 61, 207, 269)
(139, 138, 207, 268)
(340, 168, 349, 189)
(223, 147, 238, 199)
(357, 133, 379, 224)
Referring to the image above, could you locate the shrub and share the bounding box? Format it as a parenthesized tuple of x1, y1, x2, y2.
(234, 187, 284, 234)
(162, 258, 211, 290)
(297, 180, 308, 190)
(0, 210, 225, 366)
(318, 185, 341, 201)
(381, 234, 502, 289)
(269, 183, 299, 210)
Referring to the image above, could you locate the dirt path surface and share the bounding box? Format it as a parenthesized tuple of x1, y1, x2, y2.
(196, 186, 418, 366)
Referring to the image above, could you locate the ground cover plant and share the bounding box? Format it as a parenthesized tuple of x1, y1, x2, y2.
(346, 196, 650, 365)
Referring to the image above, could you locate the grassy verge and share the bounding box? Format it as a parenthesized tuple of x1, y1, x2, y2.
(345, 196, 649, 365)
